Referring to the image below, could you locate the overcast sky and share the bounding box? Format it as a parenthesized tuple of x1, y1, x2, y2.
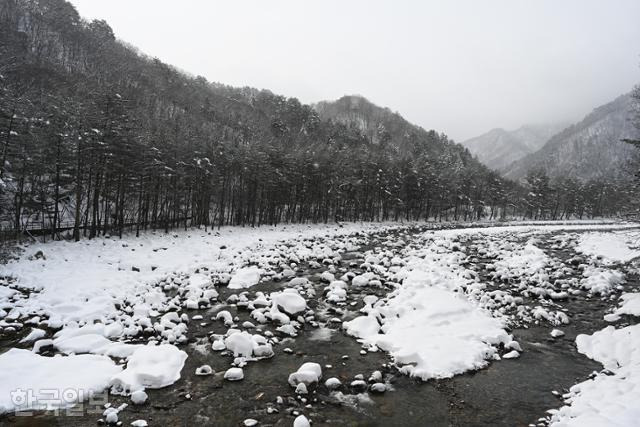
(68, 0, 640, 141)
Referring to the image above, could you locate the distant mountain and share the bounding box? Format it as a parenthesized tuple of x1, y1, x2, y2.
(503, 94, 640, 181)
(461, 123, 568, 171)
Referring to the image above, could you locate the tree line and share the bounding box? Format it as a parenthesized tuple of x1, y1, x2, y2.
(0, 0, 634, 242)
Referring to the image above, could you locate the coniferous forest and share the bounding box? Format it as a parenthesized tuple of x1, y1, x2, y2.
(0, 0, 637, 242)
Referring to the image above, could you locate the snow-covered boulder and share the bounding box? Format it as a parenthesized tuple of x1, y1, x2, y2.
(228, 266, 262, 289)
(288, 362, 322, 387)
(271, 289, 307, 316)
(110, 344, 187, 394)
(224, 367, 244, 381)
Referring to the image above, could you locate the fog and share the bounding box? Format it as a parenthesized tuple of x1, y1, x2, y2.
(68, 0, 640, 141)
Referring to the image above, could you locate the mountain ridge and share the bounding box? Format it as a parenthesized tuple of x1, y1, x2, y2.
(461, 122, 569, 171)
(502, 93, 640, 181)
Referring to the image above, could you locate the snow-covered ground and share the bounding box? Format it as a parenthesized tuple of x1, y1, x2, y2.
(0, 220, 639, 424)
(577, 230, 640, 263)
(549, 324, 640, 426)
(0, 222, 405, 413)
(545, 229, 640, 426)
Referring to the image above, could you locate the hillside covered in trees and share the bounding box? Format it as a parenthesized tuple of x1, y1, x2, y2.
(0, 0, 636, 241)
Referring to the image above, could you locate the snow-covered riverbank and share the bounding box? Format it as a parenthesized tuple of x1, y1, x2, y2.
(0, 220, 639, 425)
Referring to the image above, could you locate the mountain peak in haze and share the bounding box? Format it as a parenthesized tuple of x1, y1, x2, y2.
(461, 123, 570, 171)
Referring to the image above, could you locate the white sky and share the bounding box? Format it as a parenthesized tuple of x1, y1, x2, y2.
(68, 0, 640, 141)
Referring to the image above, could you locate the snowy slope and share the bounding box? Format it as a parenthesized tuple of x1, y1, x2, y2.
(503, 93, 640, 181)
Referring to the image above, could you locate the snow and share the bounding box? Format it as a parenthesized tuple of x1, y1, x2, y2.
(225, 331, 256, 357)
(550, 324, 640, 426)
(224, 331, 272, 359)
(130, 389, 148, 405)
(575, 325, 640, 371)
(577, 231, 640, 263)
(228, 266, 262, 289)
(1, 220, 639, 421)
(343, 315, 380, 338)
(271, 289, 307, 315)
(195, 365, 213, 376)
(20, 328, 46, 343)
(293, 414, 311, 427)
(346, 267, 511, 380)
(215, 310, 234, 325)
(0, 349, 122, 414)
(224, 367, 244, 381)
(491, 239, 550, 283)
(579, 266, 625, 295)
(606, 293, 640, 321)
(1, 223, 401, 329)
(110, 344, 187, 394)
(325, 377, 342, 389)
(53, 329, 141, 358)
(325, 280, 348, 302)
(104, 406, 119, 424)
(288, 362, 322, 387)
(211, 340, 226, 351)
(295, 383, 308, 394)
(370, 383, 386, 393)
(1, 222, 632, 334)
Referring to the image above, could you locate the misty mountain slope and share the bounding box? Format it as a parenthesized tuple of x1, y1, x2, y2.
(313, 95, 451, 155)
(503, 94, 640, 181)
(462, 123, 568, 171)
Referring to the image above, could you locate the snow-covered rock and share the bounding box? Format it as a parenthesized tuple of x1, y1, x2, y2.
(288, 362, 322, 387)
(228, 266, 262, 289)
(293, 415, 311, 427)
(110, 344, 187, 394)
(195, 365, 214, 376)
(130, 389, 148, 405)
(271, 289, 307, 316)
(325, 377, 342, 389)
(224, 367, 244, 381)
